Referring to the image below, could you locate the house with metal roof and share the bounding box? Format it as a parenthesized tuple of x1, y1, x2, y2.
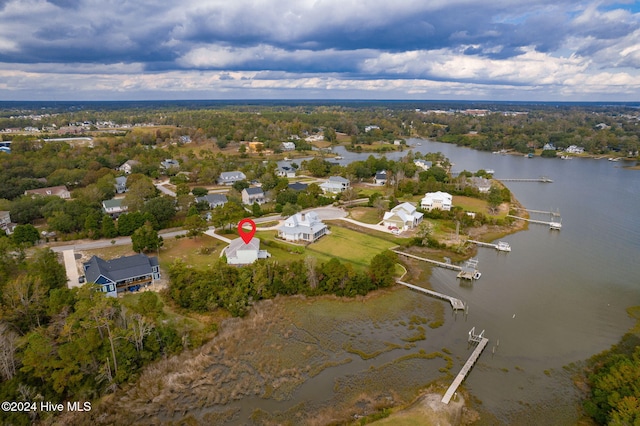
(224, 237, 271, 265)
(319, 176, 350, 194)
(374, 170, 388, 185)
(102, 198, 128, 216)
(288, 182, 308, 192)
(421, 191, 453, 211)
(383, 202, 423, 231)
(83, 254, 160, 297)
(277, 211, 327, 242)
(115, 176, 128, 194)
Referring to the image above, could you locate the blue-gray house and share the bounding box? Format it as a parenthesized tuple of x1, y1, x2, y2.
(83, 254, 160, 297)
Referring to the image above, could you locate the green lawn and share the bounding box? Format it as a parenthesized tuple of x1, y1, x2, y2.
(306, 225, 397, 269)
(348, 206, 383, 224)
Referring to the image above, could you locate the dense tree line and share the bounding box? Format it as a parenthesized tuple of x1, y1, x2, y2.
(0, 240, 183, 425)
(583, 333, 640, 425)
(168, 251, 398, 317)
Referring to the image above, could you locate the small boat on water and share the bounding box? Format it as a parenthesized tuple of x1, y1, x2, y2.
(334, 155, 343, 160)
(560, 155, 572, 160)
(549, 221, 562, 230)
(473, 271, 482, 280)
(485, 169, 495, 174)
(496, 241, 511, 252)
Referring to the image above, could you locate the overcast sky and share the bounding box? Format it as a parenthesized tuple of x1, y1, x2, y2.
(1, 0, 639, 101)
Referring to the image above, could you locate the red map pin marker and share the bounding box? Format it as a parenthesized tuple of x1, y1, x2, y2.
(237, 218, 257, 244)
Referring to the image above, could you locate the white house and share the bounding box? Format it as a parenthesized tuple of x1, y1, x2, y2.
(102, 198, 128, 216)
(242, 187, 266, 205)
(218, 171, 247, 185)
(225, 237, 271, 265)
(0, 211, 15, 235)
(383, 202, 423, 231)
(374, 170, 388, 185)
(277, 211, 328, 242)
(118, 160, 140, 174)
(414, 159, 433, 171)
(196, 193, 227, 209)
(319, 176, 350, 194)
(421, 191, 453, 211)
(281, 142, 296, 151)
(565, 145, 585, 154)
(277, 166, 297, 178)
(543, 143, 556, 151)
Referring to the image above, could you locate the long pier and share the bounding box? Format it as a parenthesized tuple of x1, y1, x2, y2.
(396, 280, 465, 311)
(512, 207, 560, 216)
(507, 215, 562, 229)
(392, 249, 462, 272)
(500, 177, 553, 183)
(442, 328, 489, 404)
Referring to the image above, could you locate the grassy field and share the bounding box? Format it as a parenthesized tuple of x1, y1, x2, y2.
(159, 235, 226, 268)
(348, 206, 383, 224)
(306, 225, 398, 270)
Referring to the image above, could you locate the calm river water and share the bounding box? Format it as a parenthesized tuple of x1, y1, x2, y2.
(262, 140, 640, 424)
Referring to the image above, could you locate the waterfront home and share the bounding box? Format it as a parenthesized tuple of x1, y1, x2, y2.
(565, 145, 585, 154)
(470, 177, 491, 193)
(383, 202, 423, 231)
(115, 176, 128, 194)
(118, 159, 140, 174)
(25, 185, 71, 199)
(414, 159, 433, 171)
(102, 198, 128, 217)
(421, 191, 453, 211)
(225, 237, 271, 265)
(83, 254, 160, 297)
(543, 143, 556, 151)
(277, 211, 327, 242)
(319, 176, 350, 194)
(218, 171, 247, 185)
(242, 187, 266, 205)
(196, 193, 227, 209)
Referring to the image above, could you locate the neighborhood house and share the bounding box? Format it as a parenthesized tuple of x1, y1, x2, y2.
(218, 171, 247, 185)
(83, 254, 160, 297)
(196, 193, 227, 209)
(374, 170, 388, 185)
(277, 211, 328, 242)
(102, 198, 128, 216)
(0, 211, 15, 235)
(225, 238, 271, 265)
(118, 159, 140, 174)
(470, 177, 491, 193)
(242, 187, 266, 205)
(414, 159, 433, 171)
(115, 176, 128, 194)
(25, 185, 71, 199)
(319, 176, 350, 194)
(383, 202, 424, 231)
(421, 191, 453, 211)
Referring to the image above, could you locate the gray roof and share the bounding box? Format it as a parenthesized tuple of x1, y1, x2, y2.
(84, 254, 158, 284)
(288, 182, 308, 191)
(328, 176, 349, 184)
(219, 171, 246, 180)
(244, 187, 264, 195)
(115, 176, 127, 185)
(197, 193, 227, 205)
(225, 237, 260, 258)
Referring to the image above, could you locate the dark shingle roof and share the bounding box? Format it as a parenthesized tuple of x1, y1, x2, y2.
(84, 254, 157, 284)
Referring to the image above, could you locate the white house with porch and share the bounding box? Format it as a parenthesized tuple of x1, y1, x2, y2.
(225, 238, 271, 265)
(319, 176, 350, 194)
(277, 211, 328, 242)
(421, 191, 453, 211)
(383, 202, 423, 231)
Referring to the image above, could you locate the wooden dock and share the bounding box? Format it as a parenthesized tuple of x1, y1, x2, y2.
(441, 328, 489, 404)
(500, 177, 553, 183)
(396, 280, 465, 311)
(507, 215, 562, 229)
(512, 207, 560, 216)
(392, 249, 462, 271)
